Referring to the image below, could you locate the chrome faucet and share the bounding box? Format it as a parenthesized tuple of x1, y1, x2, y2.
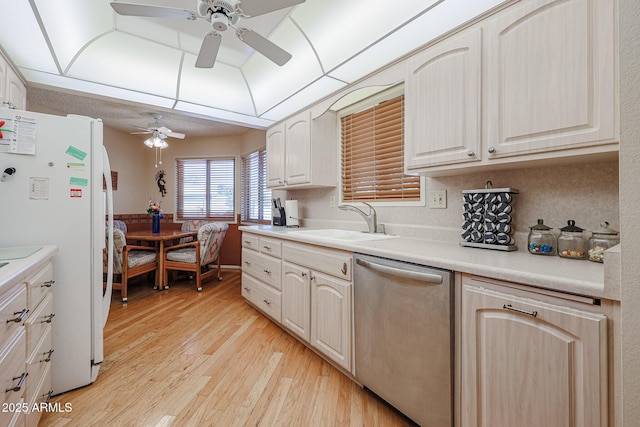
(339, 202, 378, 233)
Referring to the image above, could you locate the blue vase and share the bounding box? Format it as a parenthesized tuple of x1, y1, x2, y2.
(152, 211, 160, 233)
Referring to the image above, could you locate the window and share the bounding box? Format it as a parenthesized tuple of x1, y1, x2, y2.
(241, 148, 272, 222)
(175, 157, 235, 221)
(340, 87, 422, 204)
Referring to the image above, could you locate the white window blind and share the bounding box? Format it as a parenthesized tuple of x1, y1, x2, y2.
(176, 157, 235, 221)
(241, 148, 272, 222)
(341, 94, 421, 202)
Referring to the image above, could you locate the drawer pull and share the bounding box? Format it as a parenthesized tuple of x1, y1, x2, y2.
(503, 304, 538, 317)
(6, 309, 29, 323)
(41, 349, 54, 363)
(43, 389, 54, 403)
(263, 269, 272, 275)
(243, 287, 251, 292)
(41, 313, 55, 324)
(6, 372, 28, 392)
(244, 240, 252, 244)
(301, 272, 307, 277)
(244, 261, 252, 267)
(263, 299, 272, 306)
(341, 262, 348, 276)
(42, 280, 55, 288)
(263, 245, 272, 251)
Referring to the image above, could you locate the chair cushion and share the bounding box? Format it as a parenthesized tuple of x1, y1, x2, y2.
(166, 248, 197, 264)
(127, 251, 157, 268)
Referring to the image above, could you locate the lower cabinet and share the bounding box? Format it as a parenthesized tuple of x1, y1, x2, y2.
(460, 274, 609, 427)
(310, 271, 352, 372)
(241, 232, 353, 373)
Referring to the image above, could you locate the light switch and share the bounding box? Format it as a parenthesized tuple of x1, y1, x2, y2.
(428, 190, 447, 209)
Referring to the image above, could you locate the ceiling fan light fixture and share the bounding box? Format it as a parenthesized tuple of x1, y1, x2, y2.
(144, 134, 168, 148)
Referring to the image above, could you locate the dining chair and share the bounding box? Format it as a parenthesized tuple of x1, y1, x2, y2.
(104, 227, 158, 302)
(163, 222, 229, 292)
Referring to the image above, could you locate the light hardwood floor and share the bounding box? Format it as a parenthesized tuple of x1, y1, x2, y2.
(39, 270, 414, 427)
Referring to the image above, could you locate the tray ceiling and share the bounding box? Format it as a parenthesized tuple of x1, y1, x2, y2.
(1, 0, 507, 135)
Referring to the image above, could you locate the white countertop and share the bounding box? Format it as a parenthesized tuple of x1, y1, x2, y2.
(0, 245, 58, 294)
(239, 226, 620, 301)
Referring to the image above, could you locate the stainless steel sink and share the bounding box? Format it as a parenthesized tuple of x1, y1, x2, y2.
(289, 228, 398, 242)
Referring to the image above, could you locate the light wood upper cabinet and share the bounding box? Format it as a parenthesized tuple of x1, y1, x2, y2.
(0, 53, 26, 111)
(405, 28, 482, 170)
(266, 110, 337, 189)
(460, 275, 608, 427)
(404, 0, 618, 176)
(485, 0, 617, 158)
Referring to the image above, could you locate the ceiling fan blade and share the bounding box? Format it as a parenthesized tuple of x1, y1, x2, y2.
(237, 28, 292, 66)
(131, 130, 153, 135)
(195, 31, 222, 68)
(165, 131, 186, 139)
(239, 0, 306, 17)
(110, 2, 197, 20)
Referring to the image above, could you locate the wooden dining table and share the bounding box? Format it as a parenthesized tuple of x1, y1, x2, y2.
(125, 229, 198, 290)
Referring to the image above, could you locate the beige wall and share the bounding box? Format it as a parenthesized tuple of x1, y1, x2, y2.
(105, 127, 264, 214)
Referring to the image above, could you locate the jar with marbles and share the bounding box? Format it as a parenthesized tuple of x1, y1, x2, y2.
(588, 222, 620, 263)
(557, 220, 588, 259)
(528, 219, 556, 255)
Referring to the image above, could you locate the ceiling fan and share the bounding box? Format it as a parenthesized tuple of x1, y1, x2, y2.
(131, 114, 186, 140)
(110, 0, 306, 68)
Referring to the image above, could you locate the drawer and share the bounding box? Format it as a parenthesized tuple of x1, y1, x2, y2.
(241, 233, 259, 251)
(25, 262, 53, 312)
(25, 294, 54, 357)
(25, 364, 51, 427)
(259, 236, 282, 258)
(0, 285, 28, 347)
(8, 399, 25, 427)
(26, 325, 52, 404)
(242, 273, 281, 323)
(282, 242, 352, 281)
(0, 330, 27, 427)
(241, 248, 282, 290)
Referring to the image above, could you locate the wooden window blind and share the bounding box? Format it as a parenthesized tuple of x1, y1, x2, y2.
(175, 157, 235, 221)
(241, 148, 272, 222)
(341, 94, 420, 202)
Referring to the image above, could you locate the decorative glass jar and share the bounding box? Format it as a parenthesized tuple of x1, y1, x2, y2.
(588, 222, 620, 263)
(528, 219, 556, 255)
(558, 220, 587, 259)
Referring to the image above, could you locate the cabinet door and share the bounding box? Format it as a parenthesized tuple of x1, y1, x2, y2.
(284, 111, 311, 186)
(405, 28, 482, 170)
(282, 262, 311, 342)
(461, 281, 608, 427)
(311, 271, 351, 372)
(266, 123, 285, 187)
(6, 66, 26, 111)
(0, 56, 6, 106)
(485, 0, 616, 158)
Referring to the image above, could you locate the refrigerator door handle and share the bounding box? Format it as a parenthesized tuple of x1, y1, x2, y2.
(102, 145, 114, 327)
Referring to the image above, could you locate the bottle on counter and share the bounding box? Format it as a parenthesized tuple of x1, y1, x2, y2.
(588, 222, 620, 263)
(558, 220, 588, 259)
(528, 219, 556, 255)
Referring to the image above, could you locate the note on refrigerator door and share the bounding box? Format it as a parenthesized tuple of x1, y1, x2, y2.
(29, 177, 49, 200)
(0, 114, 37, 154)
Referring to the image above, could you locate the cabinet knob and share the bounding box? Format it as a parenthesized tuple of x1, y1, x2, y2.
(488, 146, 496, 154)
(467, 151, 475, 157)
(301, 272, 307, 277)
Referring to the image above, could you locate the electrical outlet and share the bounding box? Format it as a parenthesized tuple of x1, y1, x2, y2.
(428, 190, 447, 209)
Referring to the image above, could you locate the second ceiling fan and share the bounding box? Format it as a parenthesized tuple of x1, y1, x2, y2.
(110, 0, 305, 68)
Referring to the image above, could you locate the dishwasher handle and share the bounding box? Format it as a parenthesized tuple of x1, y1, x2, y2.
(356, 258, 444, 284)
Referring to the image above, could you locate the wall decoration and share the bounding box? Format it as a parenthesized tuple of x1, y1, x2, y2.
(156, 169, 166, 197)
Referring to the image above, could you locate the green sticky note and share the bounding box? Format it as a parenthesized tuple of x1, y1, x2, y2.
(66, 146, 87, 160)
(70, 177, 88, 186)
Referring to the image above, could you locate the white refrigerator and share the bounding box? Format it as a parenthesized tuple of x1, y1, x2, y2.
(0, 107, 114, 394)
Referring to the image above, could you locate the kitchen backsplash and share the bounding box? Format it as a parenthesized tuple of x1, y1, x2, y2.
(286, 160, 619, 248)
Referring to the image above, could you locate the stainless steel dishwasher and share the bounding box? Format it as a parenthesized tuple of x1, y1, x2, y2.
(354, 253, 453, 427)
